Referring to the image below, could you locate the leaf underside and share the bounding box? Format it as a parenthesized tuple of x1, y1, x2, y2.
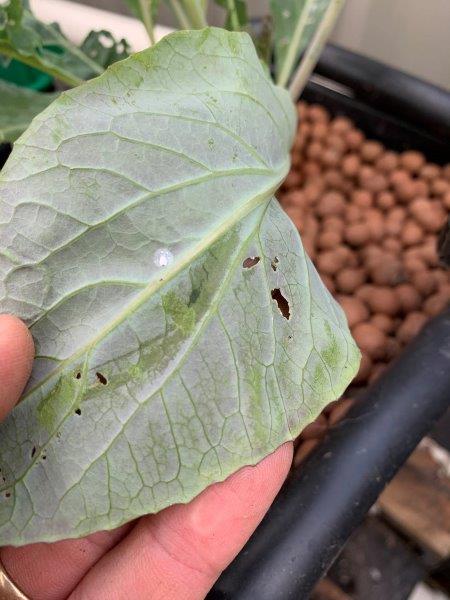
(0, 27, 359, 545)
(0, 80, 59, 143)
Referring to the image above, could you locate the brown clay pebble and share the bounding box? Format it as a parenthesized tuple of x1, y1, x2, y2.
(424, 292, 450, 317)
(322, 216, 345, 234)
(376, 151, 399, 173)
(316, 191, 346, 217)
(352, 189, 373, 208)
(338, 296, 370, 328)
(431, 178, 449, 196)
(372, 313, 395, 334)
(382, 237, 402, 255)
(300, 414, 328, 440)
(336, 268, 366, 294)
(356, 284, 376, 303)
(420, 163, 440, 181)
(331, 116, 353, 133)
(293, 439, 320, 467)
(328, 399, 355, 426)
(385, 337, 401, 360)
(401, 220, 423, 247)
(317, 251, 345, 276)
(317, 230, 342, 250)
(370, 257, 404, 286)
(308, 104, 329, 123)
(369, 363, 387, 384)
(345, 223, 370, 247)
(342, 154, 361, 178)
(400, 150, 425, 173)
(377, 191, 395, 210)
(353, 352, 373, 384)
(397, 312, 428, 345)
(361, 141, 384, 163)
(346, 129, 364, 150)
(443, 191, 450, 210)
(352, 323, 387, 360)
(410, 270, 437, 296)
(395, 284, 422, 313)
(366, 287, 400, 316)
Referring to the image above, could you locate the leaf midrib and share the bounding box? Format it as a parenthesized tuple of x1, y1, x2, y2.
(22, 161, 289, 401)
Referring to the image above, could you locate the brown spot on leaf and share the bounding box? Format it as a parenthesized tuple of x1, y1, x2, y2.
(242, 256, 260, 269)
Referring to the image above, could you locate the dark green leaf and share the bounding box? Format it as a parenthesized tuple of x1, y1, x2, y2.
(80, 30, 130, 70)
(0, 5, 104, 86)
(0, 79, 59, 142)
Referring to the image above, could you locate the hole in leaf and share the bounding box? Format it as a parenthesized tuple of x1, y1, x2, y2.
(42, 454, 47, 460)
(31, 446, 36, 458)
(271, 257, 279, 271)
(5, 492, 10, 498)
(96, 372, 108, 385)
(75, 372, 81, 380)
(271, 288, 290, 320)
(75, 408, 81, 416)
(242, 256, 260, 269)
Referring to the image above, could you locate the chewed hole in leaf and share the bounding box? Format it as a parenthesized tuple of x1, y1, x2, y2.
(96, 372, 108, 385)
(31, 446, 36, 458)
(75, 372, 81, 380)
(271, 257, 279, 271)
(75, 408, 81, 416)
(271, 288, 290, 320)
(242, 256, 260, 269)
(5, 492, 10, 498)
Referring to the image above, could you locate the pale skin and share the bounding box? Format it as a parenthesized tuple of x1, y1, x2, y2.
(0, 315, 293, 600)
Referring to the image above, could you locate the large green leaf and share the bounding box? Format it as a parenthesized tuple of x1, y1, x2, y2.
(0, 80, 58, 142)
(0, 27, 359, 545)
(0, 2, 104, 86)
(271, 0, 330, 84)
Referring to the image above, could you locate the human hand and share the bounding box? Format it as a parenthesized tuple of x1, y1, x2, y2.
(0, 315, 292, 600)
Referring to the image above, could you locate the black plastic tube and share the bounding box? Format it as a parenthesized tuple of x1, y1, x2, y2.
(316, 45, 450, 141)
(208, 308, 450, 600)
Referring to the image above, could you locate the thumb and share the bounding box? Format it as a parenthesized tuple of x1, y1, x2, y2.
(0, 315, 34, 421)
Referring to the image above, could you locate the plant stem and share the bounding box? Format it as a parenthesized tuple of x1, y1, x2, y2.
(276, 0, 316, 88)
(139, 0, 156, 45)
(168, 0, 192, 28)
(0, 44, 83, 87)
(289, 0, 345, 100)
(180, 0, 208, 28)
(226, 0, 240, 31)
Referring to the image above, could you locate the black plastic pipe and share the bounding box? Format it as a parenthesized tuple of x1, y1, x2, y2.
(316, 45, 450, 141)
(208, 308, 450, 600)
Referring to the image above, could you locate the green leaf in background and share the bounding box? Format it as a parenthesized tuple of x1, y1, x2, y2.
(80, 30, 130, 70)
(271, 0, 330, 86)
(0, 2, 104, 86)
(0, 28, 359, 545)
(0, 79, 58, 142)
(123, 0, 159, 43)
(214, 0, 248, 30)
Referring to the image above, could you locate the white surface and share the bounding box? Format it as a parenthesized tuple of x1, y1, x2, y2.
(30, 0, 173, 50)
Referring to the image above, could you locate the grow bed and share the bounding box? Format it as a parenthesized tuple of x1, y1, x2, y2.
(209, 46, 450, 600)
